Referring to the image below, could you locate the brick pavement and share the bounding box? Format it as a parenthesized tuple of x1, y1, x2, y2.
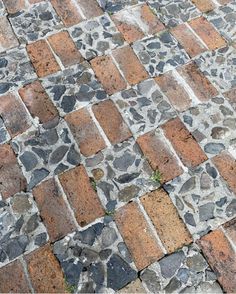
(0, 0, 236, 292)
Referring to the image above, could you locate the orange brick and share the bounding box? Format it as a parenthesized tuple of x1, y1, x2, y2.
(115, 202, 164, 270)
(50, 0, 83, 27)
(33, 178, 76, 242)
(162, 117, 207, 167)
(77, 0, 103, 18)
(155, 71, 191, 112)
(48, 31, 83, 67)
(26, 244, 67, 293)
(140, 4, 165, 35)
(141, 189, 192, 253)
(27, 40, 60, 78)
(191, 0, 216, 12)
(19, 80, 59, 125)
(171, 23, 207, 58)
(59, 165, 104, 226)
(113, 46, 148, 85)
(65, 108, 106, 157)
(91, 55, 126, 95)
(0, 260, 30, 293)
(223, 218, 236, 244)
(189, 17, 226, 51)
(0, 92, 32, 138)
(199, 230, 236, 293)
(0, 16, 19, 53)
(92, 100, 132, 145)
(2, 0, 26, 13)
(212, 151, 236, 195)
(177, 62, 218, 102)
(137, 130, 183, 183)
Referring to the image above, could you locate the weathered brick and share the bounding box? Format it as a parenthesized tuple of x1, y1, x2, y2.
(50, 0, 83, 27)
(171, 23, 207, 58)
(92, 100, 132, 145)
(0, 16, 19, 53)
(77, 0, 103, 18)
(141, 189, 192, 253)
(199, 230, 236, 293)
(0, 144, 27, 199)
(19, 80, 59, 125)
(218, 0, 231, 4)
(65, 108, 106, 157)
(48, 31, 83, 67)
(90, 55, 127, 95)
(113, 46, 148, 85)
(0, 260, 30, 293)
(26, 244, 67, 293)
(177, 62, 218, 102)
(223, 88, 236, 111)
(189, 17, 226, 50)
(155, 71, 191, 111)
(0, 92, 32, 138)
(33, 178, 76, 242)
(2, 0, 26, 13)
(115, 202, 164, 270)
(223, 218, 236, 244)
(191, 0, 216, 12)
(140, 4, 165, 35)
(137, 130, 183, 183)
(28, 0, 44, 3)
(162, 117, 207, 167)
(59, 165, 104, 226)
(27, 40, 60, 78)
(212, 151, 236, 195)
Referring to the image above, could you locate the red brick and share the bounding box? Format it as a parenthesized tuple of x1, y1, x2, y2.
(189, 17, 226, 51)
(0, 16, 19, 53)
(48, 31, 83, 67)
(90, 55, 127, 95)
(223, 218, 236, 244)
(92, 100, 132, 145)
(140, 4, 165, 35)
(0, 92, 32, 138)
(223, 88, 236, 111)
(155, 71, 192, 112)
(65, 108, 106, 157)
(212, 151, 236, 195)
(171, 23, 207, 58)
(198, 230, 236, 293)
(27, 40, 60, 78)
(113, 46, 148, 85)
(77, 0, 103, 18)
(115, 202, 164, 270)
(28, 0, 44, 3)
(51, 0, 83, 26)
(177, 62, 218, 102)
(0, 260, 30, 293)
(0, 144, 27, 199)
(33, 178, 76, 242)
(2, 0, 26, 13)
(191, 0, 216, 12)
(59, 165, 104, 226)
(141, 189, 192, 253)
(19, 80, 59, 125)
(162, 117, 207, 167)
(137, 130, 183, 183)
(26, 244, 67, 293)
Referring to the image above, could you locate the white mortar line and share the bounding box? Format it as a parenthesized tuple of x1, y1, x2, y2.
(20, 257, 35, 293)
(70, 0, 87, 20)
(45, 38, 65, 71)
(110, 52, 129, 89)
(185, 22, 209, 50)
(221, 226, 236, 253)
(211, 0, 221, 7)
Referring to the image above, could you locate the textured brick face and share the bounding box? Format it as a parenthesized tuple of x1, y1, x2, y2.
(2, 0, 26, 13)
(0, 16, 19, 53)
(77, 0, 103, 18)
(191, 0, 216, 12)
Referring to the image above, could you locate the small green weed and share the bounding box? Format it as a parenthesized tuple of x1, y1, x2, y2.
(150, 170, 162, 183)
(65, 280, 77, 293)
(89, 177, 97, 192)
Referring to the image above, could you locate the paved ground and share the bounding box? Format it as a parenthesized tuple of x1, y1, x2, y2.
(0, 0, 236, 292)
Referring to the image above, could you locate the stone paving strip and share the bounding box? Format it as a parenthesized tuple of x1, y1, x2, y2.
(1, 0, 236, 293)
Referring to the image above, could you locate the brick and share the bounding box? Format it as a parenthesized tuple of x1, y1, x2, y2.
(0, 92, 32, 138)
(0, 144, 27, 199)
(0, 16, 19, 53)
(199, 230, 236, 293)
(113, 46, 148, 85)
(65, 108, 106, 157)
(27, 40, 60, 78)
(212, 151, 236, 195)
(59, 165, 104, 226)
(2, 0, 26, 13)
(115, 202, 164, 270)
(28, 0, 44, 3)
(137, 130, 183, 183)
(191, 0, 216, 12)
(90, 55, 126, 95)
(155, 71, 191, 112)
(140, 4, 165, 35)
(33, 178, 76, 242)
(177, 62, 218, 102)
(0, 260, 30, 293)
(19, 80, 59, 125)
(48, 31, 83, 67)
(26, 244, 67, 293)
(92, 100, 132, 145)
(223, 88, 236, 111)
(189, 16, 226, 50)
(223, 218, 236, 244)
(162, 117, 207, 167)
(77, 0, 103, 18)
(171, 23, 207, 58)
(50, 0, 83, 27)
(218, 0, 231, 4)
(141, 189, 192, 253)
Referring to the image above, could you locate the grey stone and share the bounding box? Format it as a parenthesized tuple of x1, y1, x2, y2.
(101, 227, 118, 247)
(61, 259, 83, 286)
(140, 269, 161, 292)
(28, 168, 49, 190)
(19, 151, 38, 172)
(179, 177, 196, 194)
(50, 145, 69, 164)
(204, 143, 225, 154)
(159, 251, 185, 278)
(199, 203, 215, 221)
